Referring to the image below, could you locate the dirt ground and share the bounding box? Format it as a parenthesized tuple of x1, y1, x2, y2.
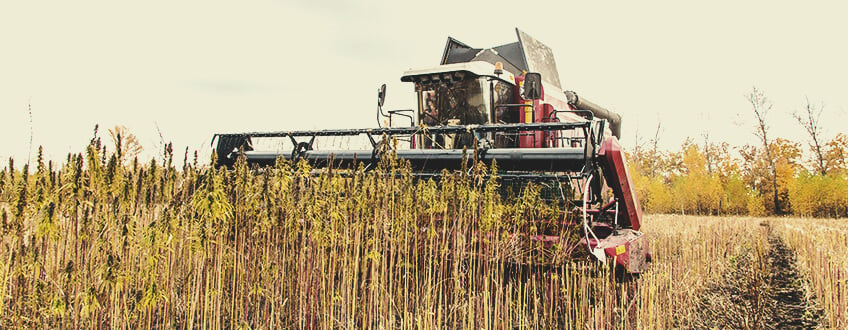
(694, 225, 821, 329)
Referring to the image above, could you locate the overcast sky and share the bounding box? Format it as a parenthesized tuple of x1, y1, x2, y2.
(2, 0, 847, 166)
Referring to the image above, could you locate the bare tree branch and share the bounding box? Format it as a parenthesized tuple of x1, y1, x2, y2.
(793, 97, 827, 175)
(650, 121, 662, 177)
(702, 131, 712, 174)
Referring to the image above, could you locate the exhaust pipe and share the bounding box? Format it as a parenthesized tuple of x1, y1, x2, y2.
(565, 90, 621, 139)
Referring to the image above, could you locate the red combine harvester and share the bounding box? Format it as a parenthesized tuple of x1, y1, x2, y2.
(213, 29, 650, 273)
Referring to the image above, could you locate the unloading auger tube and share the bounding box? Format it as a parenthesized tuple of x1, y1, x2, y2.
(565, 90, 621, 140)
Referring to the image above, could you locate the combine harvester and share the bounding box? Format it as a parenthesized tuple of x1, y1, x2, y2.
(213, 29, 650, 274)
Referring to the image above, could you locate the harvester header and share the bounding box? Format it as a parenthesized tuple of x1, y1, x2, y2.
(213, 28, 650, 273)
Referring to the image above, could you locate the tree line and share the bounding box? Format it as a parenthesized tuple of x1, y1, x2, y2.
(627, 87, 847, 218)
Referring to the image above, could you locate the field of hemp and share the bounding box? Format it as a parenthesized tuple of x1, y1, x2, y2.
(0, 139, 843, 328)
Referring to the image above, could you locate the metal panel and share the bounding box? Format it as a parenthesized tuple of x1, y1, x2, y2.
(516, 28, 562, 90)
(492, 42, 527, 73)
(598, 137, 643, 230)
(441, 37, 480, 65)
(439, 37, 527, 78)
(470, 49, 522, 77)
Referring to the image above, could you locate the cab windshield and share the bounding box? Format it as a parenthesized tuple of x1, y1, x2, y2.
(418, 78, 489, 126)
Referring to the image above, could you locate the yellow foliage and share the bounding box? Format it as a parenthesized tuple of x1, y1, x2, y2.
(747, 192, 767, 216)
(647, 177, 673, 214)
(789, 172, 848, 217)
(627, 134, 845, 218)
(722, 173, 749, 215)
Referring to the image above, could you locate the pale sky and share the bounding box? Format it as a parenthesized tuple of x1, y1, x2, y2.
(2, 0, 847, 166)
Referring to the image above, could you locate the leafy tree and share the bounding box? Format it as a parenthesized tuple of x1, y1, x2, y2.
(722, 172, 750, 215)
(671, 141, 723, 215)
(789, 171, 848, 217)
(740, 139, 800, 215)
(701, 140, 749, 215)
(824, 133, 848, 173)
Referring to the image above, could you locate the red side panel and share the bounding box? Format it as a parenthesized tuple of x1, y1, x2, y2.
(515, 74, 545, 148)
(598, 137, 643, 230)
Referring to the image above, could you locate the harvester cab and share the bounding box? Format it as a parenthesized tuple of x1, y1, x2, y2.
(212, 28, 651, 273)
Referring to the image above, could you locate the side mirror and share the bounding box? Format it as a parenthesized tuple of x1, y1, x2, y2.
(377, 84, 387, 107)
(522, 73, 542, 100)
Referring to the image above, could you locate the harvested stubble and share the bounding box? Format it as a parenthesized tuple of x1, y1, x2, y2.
(0, 145, 810, 328)
(635, 215, 768, 329)
(773, 217, 848, 328)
